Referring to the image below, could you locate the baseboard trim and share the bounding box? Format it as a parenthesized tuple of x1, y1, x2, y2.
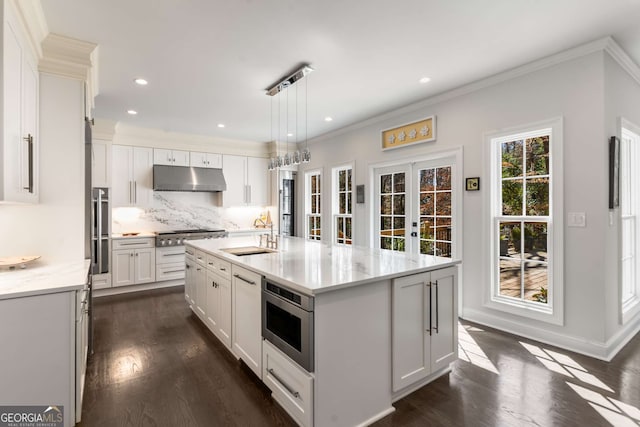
(355, 407, 396, 427)
(462, 308, 611, 360)
(605, 314, 640, 361)
(94, 280, 183, 297)
(391, 366, 452, 402)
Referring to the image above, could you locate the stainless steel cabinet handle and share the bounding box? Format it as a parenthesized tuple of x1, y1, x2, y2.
(268, 368, 300, 398)
(135, 253, 139, 257)
(162, 253, 184, 257)
(119, 242, 145, 246)
(129, 181, 133, 204)
(233, 274, 256, 285)
(130, 253, 134, 257)
(426, 282, 432, 336)
(96, 190, 103, 273)
(186, 264, 191, 269)
(434, 280, 439, 334)
(164, 269, 184, 274)
(219, 267, 226, 272)
(22, 134, 34, 193)
(134, 181, 137, 203)
(197, 267, 202, 271)
(186, 250, 194, 256)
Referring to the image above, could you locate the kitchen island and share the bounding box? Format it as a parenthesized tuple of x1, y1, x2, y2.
(186, 236, 460, 427)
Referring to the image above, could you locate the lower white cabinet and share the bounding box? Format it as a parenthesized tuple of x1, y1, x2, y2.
(0, 288, 87, 427)
(185, 253, 196, 306)
(263, 340, 313, 427)
(155, 246, 185, 282)
(194, 254, 207, 319)
(92, 272, 111, 290)
(231, 264, 263, 378)
(392, 266, 458, 392)
(206, 269, 232, 349)
(112, 238, 156, 287)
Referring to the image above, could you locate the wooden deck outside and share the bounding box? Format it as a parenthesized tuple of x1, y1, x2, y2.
(499, 250, 548, 302)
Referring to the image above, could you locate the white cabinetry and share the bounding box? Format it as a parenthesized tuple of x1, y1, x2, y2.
(112, 145, 153, 207)
(185, 249, 196, 306)
(0, 288, 87, 427)
(263, 340, 314, 427)
(112, 238, 156, 287)
(194, 250, 207, 319)
(154, 148, 189, 166)
(232, 264, 263, 378)
(222, 155, 270, 207)
(205, 254, 232, 349)
(1, 2, 39, 203)
(91, 139, 111, 188)
(190, 151, 222, 168)
(155, 246, 185, 282)
(392, 266, 457, 392)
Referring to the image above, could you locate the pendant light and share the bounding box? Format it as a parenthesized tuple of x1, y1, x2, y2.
(266, 64, 313, 170)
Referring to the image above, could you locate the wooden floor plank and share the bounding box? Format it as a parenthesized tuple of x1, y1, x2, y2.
(80, 287, 640, 427)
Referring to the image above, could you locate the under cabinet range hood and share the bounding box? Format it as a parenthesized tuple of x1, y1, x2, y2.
(153, 165, 227, 192)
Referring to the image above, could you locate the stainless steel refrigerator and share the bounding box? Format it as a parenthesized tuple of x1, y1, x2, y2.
(91, 187, 110, 275)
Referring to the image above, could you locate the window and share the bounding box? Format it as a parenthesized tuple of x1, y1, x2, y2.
(620, 123, 640, 322)
(487, 118, 563, 324)
(333, 165, 353, 245)
(305, 170, 321, 241)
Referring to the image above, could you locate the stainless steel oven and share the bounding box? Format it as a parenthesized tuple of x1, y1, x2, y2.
(262, 280, 314, 372)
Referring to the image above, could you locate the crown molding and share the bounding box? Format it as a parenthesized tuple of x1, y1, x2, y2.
(92, 118, 117, 141)
(310, 36, 637, 145)
(39, 33, 98, 79)
(604, 36, 640, 86)
(8, 0, 48, 59)
(111, 123, 270, 157)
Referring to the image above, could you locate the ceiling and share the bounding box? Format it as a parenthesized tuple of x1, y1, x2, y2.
(41, 0, 640, 144)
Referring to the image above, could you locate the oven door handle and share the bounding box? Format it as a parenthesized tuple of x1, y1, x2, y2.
(268, 368, 300, 398)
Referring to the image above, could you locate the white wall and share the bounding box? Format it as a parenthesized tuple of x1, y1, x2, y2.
(603, 52, 640, 346)
(0, 74, 84, 263)
(297, 49, 626, 358)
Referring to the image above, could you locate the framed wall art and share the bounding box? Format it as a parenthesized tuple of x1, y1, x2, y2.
(381, 116, 436, 151)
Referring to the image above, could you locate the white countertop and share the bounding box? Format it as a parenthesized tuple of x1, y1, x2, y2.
(0, 259, 90, 300)
(112, 232, 156, 239)
(187, 236, 460, 295)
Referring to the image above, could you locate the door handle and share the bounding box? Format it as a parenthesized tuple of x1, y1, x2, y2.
(134, 181, 137, 203)
(268, 368, 300, 398)
(434, 280, 439, 334)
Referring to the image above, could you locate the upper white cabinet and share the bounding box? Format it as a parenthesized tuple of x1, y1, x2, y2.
(154, 148, 189, 167)
(392, 266, 458, 392)
(190, 151, 222, 169)
(112, 145, 153, 207)
(1, 2, 39, 203)
(91, 139, 111, 188)
(222, 155, 270, 207)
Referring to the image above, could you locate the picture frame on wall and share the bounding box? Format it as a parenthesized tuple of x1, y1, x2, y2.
(609, 135, 620, 209)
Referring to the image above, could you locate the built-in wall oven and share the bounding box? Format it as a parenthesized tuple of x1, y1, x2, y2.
(262, 279, 314, 372)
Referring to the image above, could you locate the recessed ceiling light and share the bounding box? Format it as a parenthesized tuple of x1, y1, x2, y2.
(134, 78, 148, 86)
(324, 117, 333, 122)
(419, 77, 431, 84)
(217, 123, 225, 128)
(287, 133, 293, 137)
(127, 110, 138, 115)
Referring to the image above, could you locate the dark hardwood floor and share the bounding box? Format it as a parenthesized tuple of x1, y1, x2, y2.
(81, 287, 640, 427)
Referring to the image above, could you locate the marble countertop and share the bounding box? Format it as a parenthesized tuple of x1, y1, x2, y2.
(187, 236, 460, 295)
(112, 232, 157, 239)
(0, 259, 90, 300)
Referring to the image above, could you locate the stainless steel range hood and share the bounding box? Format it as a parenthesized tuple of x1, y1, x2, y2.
(153, 165, 227, 192)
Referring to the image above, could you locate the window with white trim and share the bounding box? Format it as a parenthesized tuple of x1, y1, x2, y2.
(333, 165, 353, 245)
(488, 118, 563, 324)
(621, 125, 640, 321)
(305, 170, 322, 241)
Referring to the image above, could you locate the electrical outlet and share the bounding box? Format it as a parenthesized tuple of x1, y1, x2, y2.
(568, 212, 586, 227)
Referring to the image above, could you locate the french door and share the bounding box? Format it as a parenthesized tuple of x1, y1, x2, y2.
(374, 157, 457, 258)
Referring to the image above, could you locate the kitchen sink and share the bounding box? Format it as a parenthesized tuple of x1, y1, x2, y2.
(220, 246, 277, 256)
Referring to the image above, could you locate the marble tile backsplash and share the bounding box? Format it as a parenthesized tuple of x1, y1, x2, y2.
(112, 192, 270, 234)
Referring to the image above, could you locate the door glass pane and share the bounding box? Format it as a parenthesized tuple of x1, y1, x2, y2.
(381, 195, 392, 215)
(436, 241, 451, 257)
(420, 217, 435, 239)
(420, 193, 434, 215)
(436, 167, 452, 190)
(420, 240, 434, 255)
(394, 217, 405, 237)
(393, 194, 405, 215)
(420, 169, 435, 191)
(394, 173, 405, 193)
(381, 174, 392, 193)
(435, 192, 451, 216)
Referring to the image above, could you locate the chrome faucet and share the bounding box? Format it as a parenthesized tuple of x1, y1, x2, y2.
(260, 223, 278, 249)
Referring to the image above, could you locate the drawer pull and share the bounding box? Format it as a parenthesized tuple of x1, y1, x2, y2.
(268, 368, 300, 398)
(233, 274, 256, 285)
(163, 269, 184, 274)
(186, 250, 195, 256)
(220, 267, 227, 271)
(119, 242, 146, 246)
(162, 253, 183, 257)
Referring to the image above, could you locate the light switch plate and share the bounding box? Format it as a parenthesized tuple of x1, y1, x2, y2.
(568, 212, 586, 227)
